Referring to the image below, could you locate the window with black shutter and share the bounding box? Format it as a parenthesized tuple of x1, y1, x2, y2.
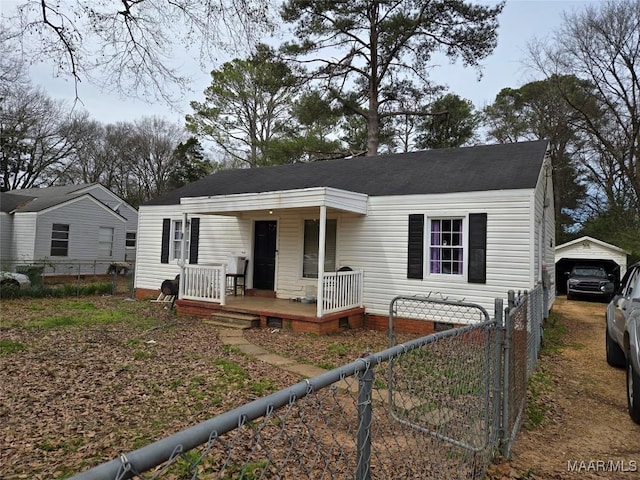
(407, 214, 424, 279)
(189, 217, 200, 264)
(468, 213, 487, 284)
(161, 218, 170, 264)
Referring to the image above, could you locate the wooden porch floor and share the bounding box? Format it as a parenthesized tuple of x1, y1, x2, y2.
(175, 294, 365, 334)
(222, 295, 319, 318)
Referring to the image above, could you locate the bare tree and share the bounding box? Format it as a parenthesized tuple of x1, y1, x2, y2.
(529, 0, 640, 216)
(2, 0, 276, 103)
(0, 84, 79, 190)
(127, 117, 188, 205)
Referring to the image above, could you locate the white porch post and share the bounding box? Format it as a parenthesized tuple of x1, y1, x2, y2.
(179, 212, 187, 299)
(316, 205, 327, 318)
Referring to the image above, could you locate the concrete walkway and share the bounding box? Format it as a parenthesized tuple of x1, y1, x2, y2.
(216, 328, 328, 379)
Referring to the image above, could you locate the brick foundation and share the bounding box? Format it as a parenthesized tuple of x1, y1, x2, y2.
(173, 298, 364, 335)
(135, 288, 160, 300)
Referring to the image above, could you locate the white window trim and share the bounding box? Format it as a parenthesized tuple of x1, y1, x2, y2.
(425, 215, 468, 278)
(98, 226, 115, 258)
(51, 223, 70, 257)
(125, 231, 137, 249)
(171, 219, 190, 262)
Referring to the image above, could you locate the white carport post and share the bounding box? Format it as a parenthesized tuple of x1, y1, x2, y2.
(316, 205, 326, 318)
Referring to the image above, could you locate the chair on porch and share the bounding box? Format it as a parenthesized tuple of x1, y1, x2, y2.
(226, 259, 249, 296)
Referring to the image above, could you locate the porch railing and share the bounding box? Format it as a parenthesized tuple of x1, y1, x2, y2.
(179, 265, 363, 316)
(180, 265, 226, 305)
(321, 269, 363, 315)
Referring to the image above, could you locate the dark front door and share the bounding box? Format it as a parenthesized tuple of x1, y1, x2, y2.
(253, 220, 277, 290)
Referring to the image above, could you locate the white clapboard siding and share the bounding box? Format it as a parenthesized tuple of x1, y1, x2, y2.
(76, 184, 139, 233)
(34, 196, 126, 265)
(12, 212, 38, 261)
(134, 206, 247, 290)
(136, 169, 556, 317)
(0, 213, 14, 264)
(337, 189, 539, 316)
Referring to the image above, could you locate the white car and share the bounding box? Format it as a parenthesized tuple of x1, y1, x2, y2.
(0, 271, 31, 289)
(606, 261, 640, 424)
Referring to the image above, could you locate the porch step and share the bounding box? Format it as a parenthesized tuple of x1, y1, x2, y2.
(204, 311, 260, 330)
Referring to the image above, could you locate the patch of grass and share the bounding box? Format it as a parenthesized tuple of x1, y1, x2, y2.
(317, 362, 336, 370)
(213, 359, 248, 384)
(222, 460, 270, 480)
(36, 440, 58, 452)
(327, 342, 349, 356)
(6, 283, 113, 299)
(523, 311, 568, 429)
(525, 370, 552, 429)
(31, 309, 129, 329)
(68, 301, 97, 310)
(115, 364, 132, 373)
(248, 378, 278, 396)
(169, 378, 184, 390)
(540, 311, 567, 354)
(0, 340, 26, 356)
(132, 433, 154, 450)
(133, 349, 153, 360)
(222, 344, 244, 356)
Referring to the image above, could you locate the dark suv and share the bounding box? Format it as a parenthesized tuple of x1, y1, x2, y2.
(566, 265, 614, 301)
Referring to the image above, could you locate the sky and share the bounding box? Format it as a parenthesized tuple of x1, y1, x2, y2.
(20, 0, 600, 126)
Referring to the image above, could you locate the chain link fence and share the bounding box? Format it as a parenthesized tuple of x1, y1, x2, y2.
(70, 288, 545, 480)
(501, 286, 544, 458)
(1, 258, 135, 296)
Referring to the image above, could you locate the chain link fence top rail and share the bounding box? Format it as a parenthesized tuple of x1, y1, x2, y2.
(71, 318, 500, 480)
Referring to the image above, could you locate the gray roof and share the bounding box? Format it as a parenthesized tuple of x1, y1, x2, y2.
(0, 183, 101, 213)
(145, 140, 549, 206)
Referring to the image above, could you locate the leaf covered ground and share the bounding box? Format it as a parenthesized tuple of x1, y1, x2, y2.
(2, 295, 637, 479)
(0, 296, 306, 479)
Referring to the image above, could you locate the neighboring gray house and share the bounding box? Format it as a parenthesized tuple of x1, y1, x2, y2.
(0, 184, 138, 274)
(134, 140, 555, 329)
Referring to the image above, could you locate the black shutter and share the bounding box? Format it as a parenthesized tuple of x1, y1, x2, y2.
(407, 214, 424, 279)
(189, 217, 200, 264)
(161, 218, 170, 264)
(468, 213, 487, 284)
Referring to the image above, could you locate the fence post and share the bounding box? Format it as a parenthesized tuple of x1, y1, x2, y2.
(356, 362, 373, 480)
(493, 299, 504, 447)
(507, 290, 516, 310)
(501, 302, 512, 458)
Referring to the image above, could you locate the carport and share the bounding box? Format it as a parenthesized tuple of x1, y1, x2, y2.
(555, 236, 628, 294)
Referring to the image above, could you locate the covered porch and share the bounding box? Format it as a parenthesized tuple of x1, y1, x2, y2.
(174, 187, 368, 328)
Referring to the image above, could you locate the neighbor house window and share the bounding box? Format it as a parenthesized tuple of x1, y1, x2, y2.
(126, 232, 136, 248)
(99, 227, 114, 257)
(429, 218, 463, 275)
(172, 220, 189, 260)
(303, 219, 337, 278)
(50, 223, 69, 257)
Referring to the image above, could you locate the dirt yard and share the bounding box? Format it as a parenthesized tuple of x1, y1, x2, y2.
(488, 297, 640, 479)
(2, 294, 639, 479)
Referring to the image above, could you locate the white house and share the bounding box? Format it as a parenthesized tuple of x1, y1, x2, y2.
(0, 184, 138, 275)
(134, 141, 554, 333)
